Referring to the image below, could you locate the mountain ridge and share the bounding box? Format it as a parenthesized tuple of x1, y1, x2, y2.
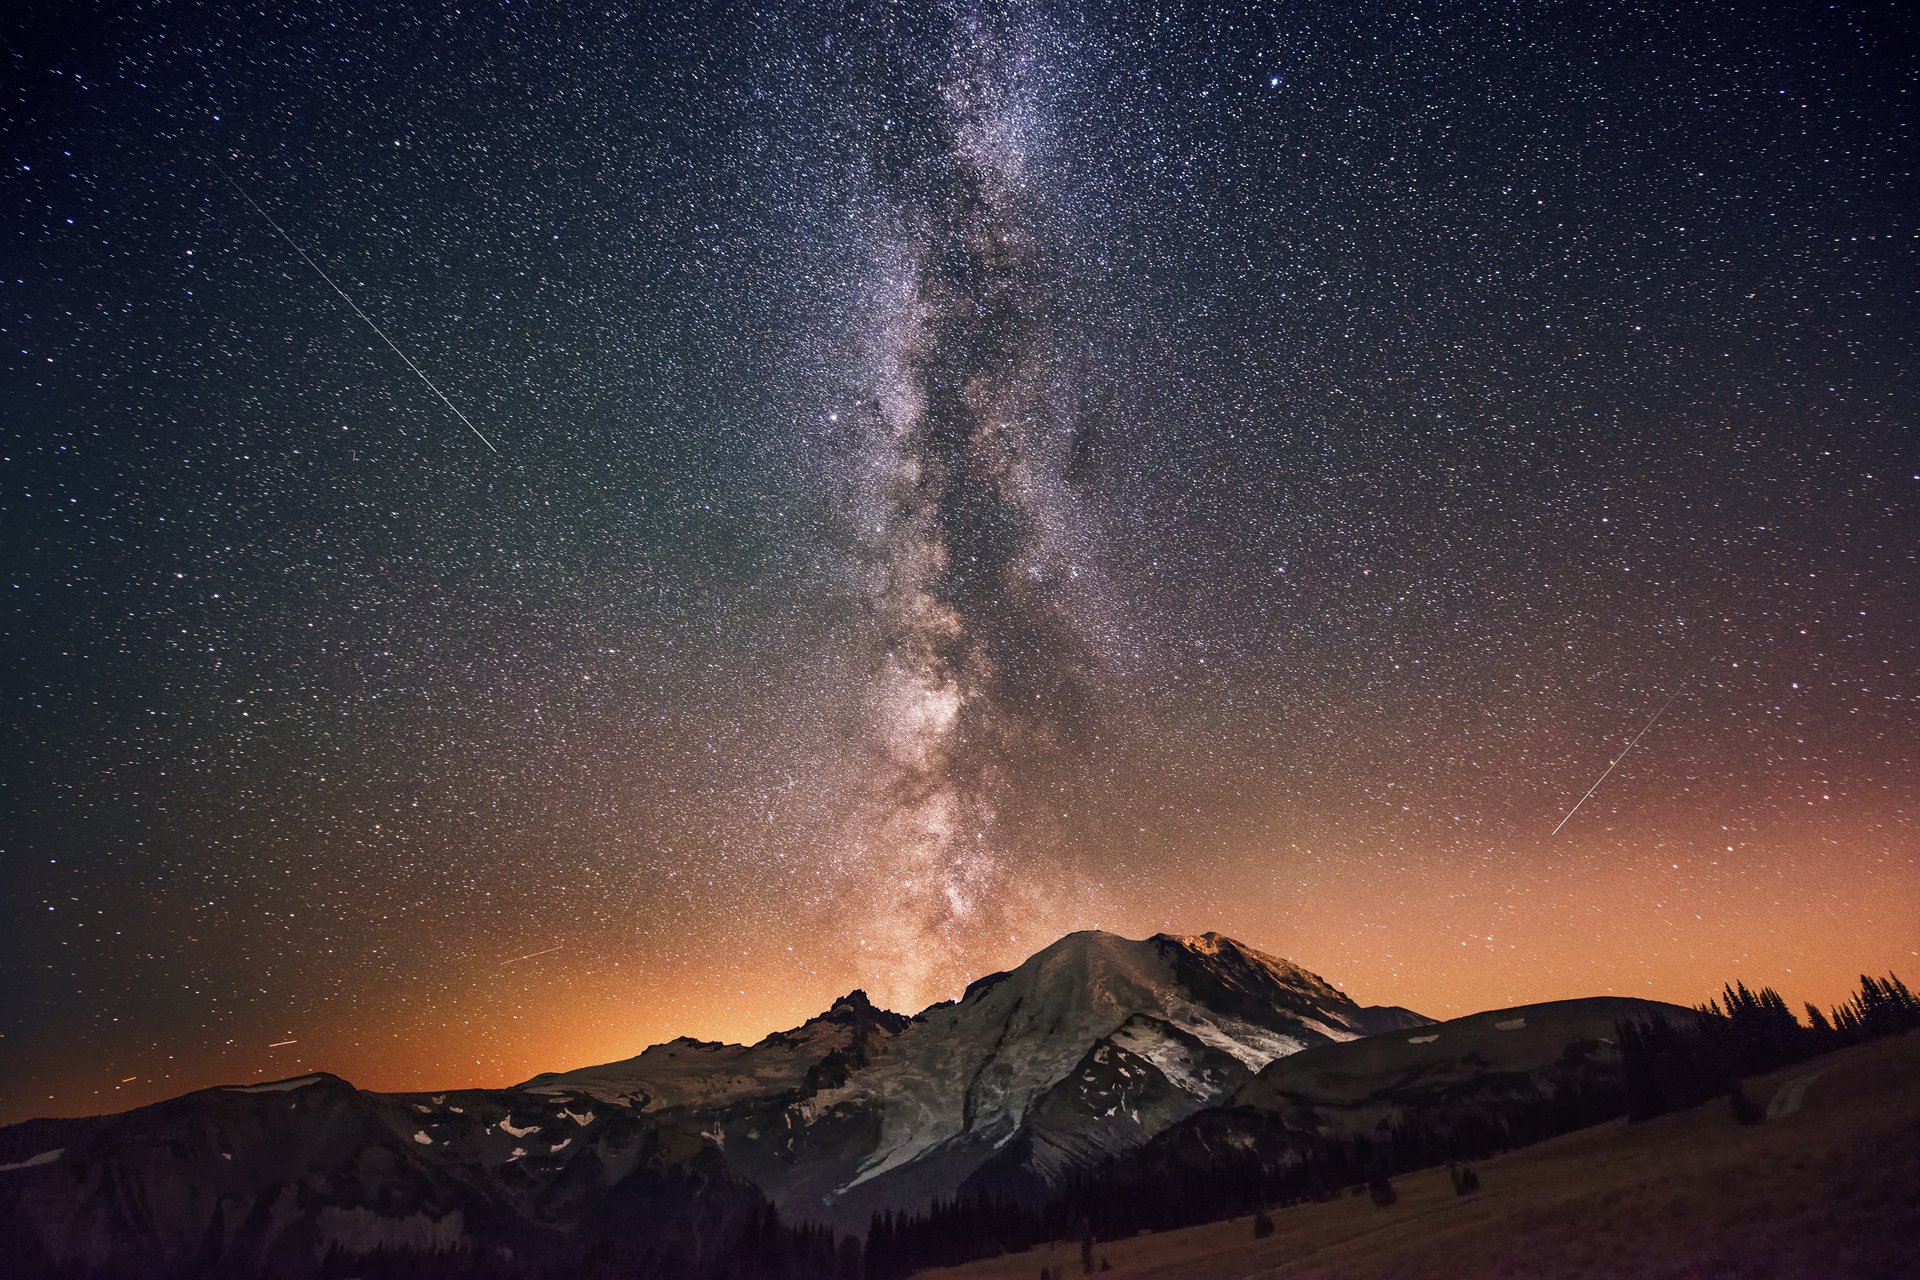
(0, 927, 1476, 1276)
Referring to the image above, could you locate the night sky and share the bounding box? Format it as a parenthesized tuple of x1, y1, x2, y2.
(4, 0, 1914, 1125)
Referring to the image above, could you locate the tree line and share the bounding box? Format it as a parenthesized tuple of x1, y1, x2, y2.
(1619, 970, 1917, 1122)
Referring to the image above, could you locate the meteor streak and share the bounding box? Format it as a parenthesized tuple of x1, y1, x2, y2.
(498, 944, 564, 968)
(212, 160, 501, 455)
(1552, 689, 1681, 836)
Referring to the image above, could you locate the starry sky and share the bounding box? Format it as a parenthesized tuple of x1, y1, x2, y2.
(3, 0, 1915, 1125)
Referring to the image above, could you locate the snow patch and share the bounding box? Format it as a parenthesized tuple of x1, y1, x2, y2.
(1494, 1017, 1527, 1031)
(412, 1131, 433, 1146)
(0, 1149, 62, 1172)
(222, 1075, 327, 1094)
(1409, 1034, 1439, 1044)
(1109, 1021, 1233, 1101)
(560, 1107, 595, 1127)
(1173, 1014, 1305, 1072)
(498, 1116, 538, 1138)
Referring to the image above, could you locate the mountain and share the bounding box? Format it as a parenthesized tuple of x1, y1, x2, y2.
(0, 929, 1426, 1276)
(792, 930, 1429, 1223)
(523, 930, 1429, 1229)
(0, 1071, 771, 1280)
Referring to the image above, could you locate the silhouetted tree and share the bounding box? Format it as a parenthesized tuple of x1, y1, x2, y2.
(834, 1234, 863, 1280)
(1848, 973, 1919, 1037)
(1703, 981, 1809, 1074)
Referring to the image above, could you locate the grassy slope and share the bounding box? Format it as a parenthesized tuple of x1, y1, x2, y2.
(921, 1032, 1920, 1280)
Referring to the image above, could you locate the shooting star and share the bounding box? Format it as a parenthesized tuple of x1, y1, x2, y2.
(267, 1039, 298, 1049)
(212, 160, 501, 455)
(1552, 689, 1681, 836)
(499, 944, 564, 969)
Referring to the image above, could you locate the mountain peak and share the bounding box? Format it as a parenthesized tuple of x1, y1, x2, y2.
(1159, 929, 1276, 962)
(821, 989, 909, 1032)
(1157, 929, 1323, 983)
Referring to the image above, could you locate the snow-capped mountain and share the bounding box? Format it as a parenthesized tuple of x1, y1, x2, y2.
(520, 929, 1428, 1227)
(0, 929, 1429, 1273)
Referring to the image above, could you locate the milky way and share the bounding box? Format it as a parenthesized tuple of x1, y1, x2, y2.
(834, 6, 1103, 1001)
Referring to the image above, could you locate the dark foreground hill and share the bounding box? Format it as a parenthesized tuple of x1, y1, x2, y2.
(920, 1030, 1920, 1279)
(1055, 995, 1688, 1236)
